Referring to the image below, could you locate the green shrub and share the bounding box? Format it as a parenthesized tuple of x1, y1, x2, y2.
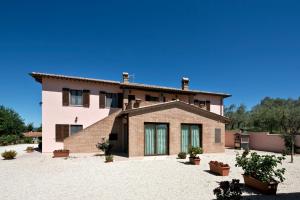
(235, 150, 286, 183)
(26, 146, 34, 152)
(105, 155, 114, 162)
(188, 146, 203, 158)
(213, 179, 242, 200)
(0, 135, 20, 146)
(178, 152, 187, 159)
(1, 150, 17, 160)
(23, 137, 33, 144)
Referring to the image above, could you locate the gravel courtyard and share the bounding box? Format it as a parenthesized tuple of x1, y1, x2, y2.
(1, 145, 300, 200)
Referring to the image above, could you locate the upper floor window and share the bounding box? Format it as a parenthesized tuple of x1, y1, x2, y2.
(194, 99, 210, 111)
(70, 90, 83, 106)
(145, 95, 159, 102)
(106, 93, 119, 108)
(99, 92, 123, 108)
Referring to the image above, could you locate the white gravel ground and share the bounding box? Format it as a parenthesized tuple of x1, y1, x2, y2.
(0, 145, 299, 200)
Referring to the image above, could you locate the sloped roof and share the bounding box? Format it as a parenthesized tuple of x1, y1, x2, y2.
(29, 72, 231, 97)
(120, 100, 230, 123)
(23, 131, 42, 138)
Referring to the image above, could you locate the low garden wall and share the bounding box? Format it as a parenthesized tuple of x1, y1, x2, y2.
(225, 131, 300, 153)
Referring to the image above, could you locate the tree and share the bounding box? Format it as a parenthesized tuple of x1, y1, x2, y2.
(224, 104, 249, 130)
(0, 105, 26, 136)
(26, 123, 34, 132)
(280, 99, 300, 163)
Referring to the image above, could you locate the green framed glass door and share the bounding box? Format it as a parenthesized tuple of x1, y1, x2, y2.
(181, 124, 202, 153)
(145, 123, 168, 156)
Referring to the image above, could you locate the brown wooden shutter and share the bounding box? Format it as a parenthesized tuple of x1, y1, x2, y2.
(56, 124, 63, 142)
(206, 101, 211, 111)
(62, 125, 69, 139)
(99, 91, 106, 108)
(83, 90, 90, 107)
(56, 124, 69, 142)
(62, 88, 69, 106)
(118, 93, 123, 108)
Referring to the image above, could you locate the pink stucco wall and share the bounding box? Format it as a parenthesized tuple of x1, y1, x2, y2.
(42, 78, 121, 152)
(225, 131, 300, 153)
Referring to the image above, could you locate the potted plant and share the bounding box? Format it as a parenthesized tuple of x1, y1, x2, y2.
(177, 152, 187, 159)
(209, 161, 230, 176)
(188, 146, 203, 165)
(213, 179, 242, 200)
(105, 155, 114, 163)
(53, 149, 70, 158)
(235, 151, 286, 195)
(96, 138, 113, 163)
(26, 146, 35, 153)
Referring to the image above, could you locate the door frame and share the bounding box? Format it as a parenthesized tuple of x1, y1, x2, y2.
(144, 122, 169, 156)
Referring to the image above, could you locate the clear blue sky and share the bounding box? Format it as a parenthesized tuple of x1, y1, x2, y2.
(0, 0, 299, 126)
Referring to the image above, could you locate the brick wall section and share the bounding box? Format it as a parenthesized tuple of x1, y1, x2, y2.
(128, 107, 225, 157)
(64, 109, 123, 153)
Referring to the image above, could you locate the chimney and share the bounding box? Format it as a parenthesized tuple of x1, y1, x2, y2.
(181, 77, 189, 90)
(122, 72, 129, 83)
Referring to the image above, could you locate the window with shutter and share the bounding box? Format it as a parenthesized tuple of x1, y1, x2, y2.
(215, 128, 221, 143)
(99, 91, 106, 108)
(118, 93, 123, 108)
(62, 88, 69, 106)
(83, 90, 90, 107)
(55, 124, 70, 142)
(206, 101, 211, 111)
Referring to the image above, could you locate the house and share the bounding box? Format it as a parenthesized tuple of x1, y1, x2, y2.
(30, 72, 231, 157)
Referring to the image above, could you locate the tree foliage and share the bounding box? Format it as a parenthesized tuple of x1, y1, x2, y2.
(225, 97, 300, 163)
(0, 105, 26, 136)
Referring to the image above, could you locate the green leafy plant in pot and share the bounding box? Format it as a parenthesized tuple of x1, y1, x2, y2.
(235, 150, 286, 195)
(96, 138, 113, 163)
(188, 146, 203, 165)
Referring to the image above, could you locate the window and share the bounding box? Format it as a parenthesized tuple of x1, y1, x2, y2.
(109, 133, 118, 141)
(181, 124, 202, 153)
(145, 123, 168, 155)
(106, 93, 119, 108)
(70, 90, 83, 106)
(145, 95, 159, 102)
(128, 95, 135, 102)
(215, 128, 221, 143)
(70, 125, 83, 135)
(194, 99, 210, 111)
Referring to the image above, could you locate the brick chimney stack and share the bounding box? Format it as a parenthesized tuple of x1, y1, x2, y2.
(122, 72, 129, 83)
(182, 77, 189, 90)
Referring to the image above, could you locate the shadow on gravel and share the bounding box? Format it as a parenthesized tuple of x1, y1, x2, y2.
(178, 161, 193, 165)
(243, 192, 300, 200)
(203, 169, 220, 176)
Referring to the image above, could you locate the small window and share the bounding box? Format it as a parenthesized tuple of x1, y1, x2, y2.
(215, 128, 221, 143)
(109, 133, 118, 141)
(128, 95, 135, 102)
(145, 95, 159, 102)
(70, 90, 83, 106)
(70, 125, 83, 135)
(106, 93, 119, 108)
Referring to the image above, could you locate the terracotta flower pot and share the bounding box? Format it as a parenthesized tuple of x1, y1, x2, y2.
(243, 175, 278, 195)
(209, 161, 230, 176)
(190, 157, 200, 165)
(53, 150, 70, 158)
